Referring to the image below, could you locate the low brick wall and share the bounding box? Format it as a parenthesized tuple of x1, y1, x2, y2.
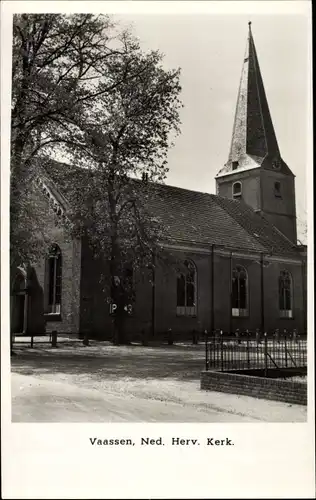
(201, 370, 307, 406)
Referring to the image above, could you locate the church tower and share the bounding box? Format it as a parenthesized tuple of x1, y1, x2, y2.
(216, 22, 297, 243)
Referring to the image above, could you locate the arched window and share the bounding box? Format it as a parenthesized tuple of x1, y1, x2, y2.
(232, 265, 248, 316)
(232, 182, 242, 199)
(46, 244, 62, 314)
(279, 270, 293, 318)
(177, 260, 197, 316)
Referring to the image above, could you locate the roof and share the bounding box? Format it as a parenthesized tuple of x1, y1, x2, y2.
(38, 159, 299, 257)
(217, 23, 292, 178)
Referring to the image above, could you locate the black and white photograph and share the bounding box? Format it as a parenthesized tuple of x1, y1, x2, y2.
(1, 0, 314, 498)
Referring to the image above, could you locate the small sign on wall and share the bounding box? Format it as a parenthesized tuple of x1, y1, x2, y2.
(109, 303, 133, 315)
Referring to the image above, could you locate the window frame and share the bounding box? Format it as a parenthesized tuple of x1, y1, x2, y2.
(231, 265, 249, 317)
(45, 244, 62, 319)
(279, 270, 293, 319)
(274, 181, 282, 198)
(176, 260, 197, 317)
(232, 181, 242, 199)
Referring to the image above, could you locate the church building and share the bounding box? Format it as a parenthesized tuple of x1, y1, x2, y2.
(11, 24, 307, 340)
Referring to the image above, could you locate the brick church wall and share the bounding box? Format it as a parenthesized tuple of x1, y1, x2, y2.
(26, 185, 306, 340)
(153, 250, 212, 337)
(27, 188, 81, 334)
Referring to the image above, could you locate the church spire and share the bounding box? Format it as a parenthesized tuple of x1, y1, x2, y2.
(216, 24, 297, 243)
(218, 22, 286, 176)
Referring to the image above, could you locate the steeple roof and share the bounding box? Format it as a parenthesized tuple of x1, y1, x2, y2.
(217, 23, 292, 177)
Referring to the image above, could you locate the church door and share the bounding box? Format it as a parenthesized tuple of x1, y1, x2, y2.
(12, 273, 28, 334)
(15, 294, 25, 333)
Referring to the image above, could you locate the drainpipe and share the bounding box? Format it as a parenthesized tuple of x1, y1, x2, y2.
(210, 244, 215, 335)
(23, 290, 29, 334)
(260, 253, 265, 334)
(151, 252, 156, 337)
(23, 270, 29, 335)
(301, 256, 307, 332)
(229, 251, 233, 335)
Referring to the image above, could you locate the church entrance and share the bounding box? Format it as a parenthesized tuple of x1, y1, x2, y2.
(11, 273, 28, 334)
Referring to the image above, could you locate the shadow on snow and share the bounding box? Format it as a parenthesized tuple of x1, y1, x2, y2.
(11, 342, 206, 382)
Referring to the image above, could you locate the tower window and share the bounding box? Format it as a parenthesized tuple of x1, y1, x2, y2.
(232, 181, 242, 199)
(279, 270, 293, 318)
(232, 161, 239, 170)
(46, 244, 62, 314)
(232, 265, 248, 317)
(274, 181, 282, 198)
(177, 260, 197, 316)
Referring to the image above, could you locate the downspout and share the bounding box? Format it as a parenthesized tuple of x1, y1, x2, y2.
(210, 244, 215, 335)
(229, 251, 233, 334)
(151, 252, 156, 337)
(23, 271, 29, 334)
(260, 253, 265, 333)
(301, 256, 307, 332)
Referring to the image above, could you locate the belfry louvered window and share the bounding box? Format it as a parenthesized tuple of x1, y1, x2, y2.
(46, 244, 62, 314)
(232, 265, 248, 317)
(177, 260, 197, 316)
(279, 270, 293, 318)
(232, 181, 242, 199)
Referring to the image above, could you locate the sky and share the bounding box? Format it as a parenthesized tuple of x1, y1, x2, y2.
(2, 3, 311, 242)
(114, 13, 310, 237)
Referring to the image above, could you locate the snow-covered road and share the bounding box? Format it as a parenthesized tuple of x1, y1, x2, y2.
(11, 371, 306, 423)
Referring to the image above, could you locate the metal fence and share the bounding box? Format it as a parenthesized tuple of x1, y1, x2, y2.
(205, 333, 307, 374)
(12, 331, 90, 349)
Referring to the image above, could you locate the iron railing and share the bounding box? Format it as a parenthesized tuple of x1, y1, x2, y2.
(12, 331, 90, 349)
(205, 333, 307, 374)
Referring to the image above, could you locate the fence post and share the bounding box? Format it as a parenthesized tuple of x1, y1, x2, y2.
(246, 338, 250, 369)
(293, 329, 297, 343)
(235, 328, 240, 344)
(298, 335, 301, 366)
(264, 332, 268, 377)
(31, 335, 34, 348)
(83, 333, 90, 346)
(220, 331, 224, 372)
(255, 328, 260, 345)
(192, 329, 197, 345)
(284, 330, 288, 367)
(141, 329, 148, 347)
(167, 328, 173, 345)
(205, 330, 208, 371)
(51, 330, 58, 348)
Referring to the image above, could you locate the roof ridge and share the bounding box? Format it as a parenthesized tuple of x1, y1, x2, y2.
(39, 158, 220, 199)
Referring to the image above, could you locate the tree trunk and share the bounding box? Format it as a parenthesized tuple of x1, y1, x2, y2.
(108, 167, 130, 346)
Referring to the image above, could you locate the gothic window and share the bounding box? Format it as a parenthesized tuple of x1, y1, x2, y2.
(232, 181, 242, 199)
(274, 181, 282, 198)
(232, 265, 248, 316)
(46, 244, 62, 314)
(279, 270, 293, 318)
(177, 260, 197, 316)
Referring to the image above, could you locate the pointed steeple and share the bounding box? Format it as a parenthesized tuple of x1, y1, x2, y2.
(217, 23, 290, 177)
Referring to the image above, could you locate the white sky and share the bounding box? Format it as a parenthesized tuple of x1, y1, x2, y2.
(115, 13, 309, 231)
(2, 3, 311, 241)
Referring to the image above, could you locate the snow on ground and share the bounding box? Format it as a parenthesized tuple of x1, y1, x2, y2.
(11, 342, 307, 423)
